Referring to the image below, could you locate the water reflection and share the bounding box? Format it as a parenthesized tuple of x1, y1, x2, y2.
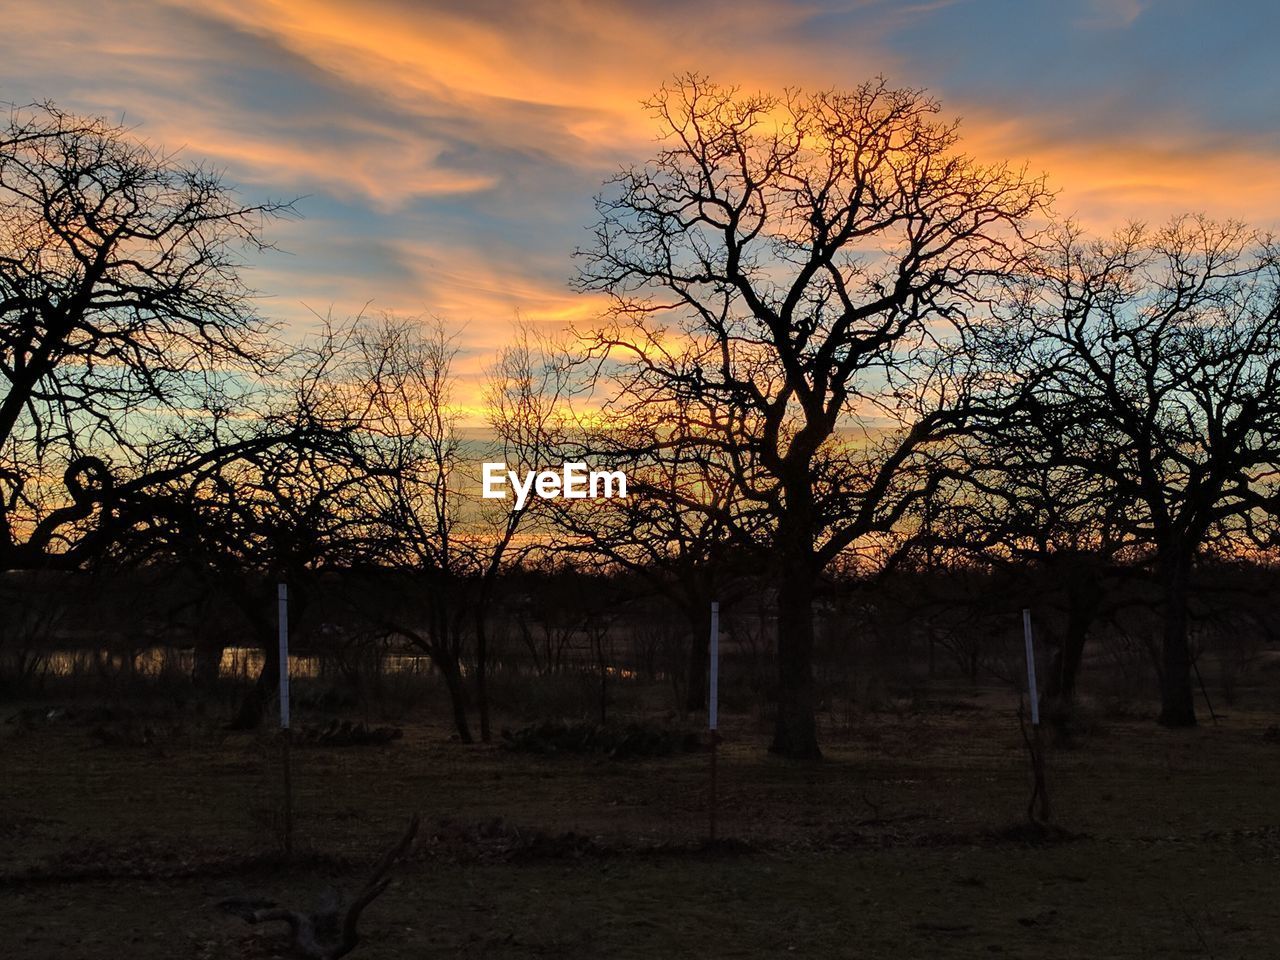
(29, 646, 651, 682)
(38, 646, 440, 680)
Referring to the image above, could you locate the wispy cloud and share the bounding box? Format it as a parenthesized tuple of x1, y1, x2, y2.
(1078, 0, 1149, 29)
(2, 0, 1276, 426)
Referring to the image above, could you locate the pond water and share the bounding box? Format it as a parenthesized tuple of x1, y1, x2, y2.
(33, 646, 439, 680)
(27, 646, 645, 681)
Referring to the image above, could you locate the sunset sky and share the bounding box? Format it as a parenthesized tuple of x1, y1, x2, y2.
(4, 0, 1278, 408)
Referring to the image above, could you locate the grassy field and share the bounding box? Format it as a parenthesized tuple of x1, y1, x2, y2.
(2, 684, 1279, 959)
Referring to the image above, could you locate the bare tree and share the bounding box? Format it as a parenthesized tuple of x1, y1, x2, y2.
(324, 316, 566, 742)
(0, 100, 290, 570)
(478, 322, 573, 736)
(99, 320, 383, 726)
(328, 315, 479, 740)
(547, 417, 745, 714)
(966, 217, 1280, 726)
(576, 76, 1048, 757)
(901, 411, 1140, 725)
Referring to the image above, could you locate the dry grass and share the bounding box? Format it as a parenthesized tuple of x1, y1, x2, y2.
(2, 683, 1279, 959)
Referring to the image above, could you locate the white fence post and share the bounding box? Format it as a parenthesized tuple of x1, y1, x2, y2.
(1022, 607, 1040, 726)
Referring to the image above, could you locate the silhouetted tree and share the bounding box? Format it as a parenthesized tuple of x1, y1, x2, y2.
(0, 100, 290, 570)
(576, 76, 1048, 757)
(479, 323, 574, 737)
(547, 417, 746, 714)
(327, 316, 564, 742)
(903, 408, 1139, 725)
(105, 322, 381, 725)
(967, 217, 1280, 726)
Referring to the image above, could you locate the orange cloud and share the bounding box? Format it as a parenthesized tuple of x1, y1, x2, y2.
(963, 114, 1280, 231)
(5, 0, 1277, 441)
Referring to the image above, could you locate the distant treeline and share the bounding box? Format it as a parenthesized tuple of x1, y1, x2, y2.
(5, 555, 1277, 741)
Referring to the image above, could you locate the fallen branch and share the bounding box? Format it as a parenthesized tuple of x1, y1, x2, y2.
(220, 813, 419, 959)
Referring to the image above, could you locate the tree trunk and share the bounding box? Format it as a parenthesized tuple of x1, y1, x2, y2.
(1157, 552, 1196, 727)
(227, 645, 277, 730)
(192, 637, 226, 691)
(770, 564, 821, 759)
(684, 601, 711, 714)
(474, 606, 491, 743)
(1044, 564, 1101, 726)
(226, 578, 295, 731)
(437, 655, 474, 743)
(598, 636, 609, 726)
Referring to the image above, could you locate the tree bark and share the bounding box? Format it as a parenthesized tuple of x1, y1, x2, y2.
(684, 601, 712, 715)
(770, 562, 821, 759)
(597, 633, 609, 726)
(227, 646, 277, 730)
(1044, 563, 1101, 721)
(226, 590, 281, 731)
(474, 604, 491, 743)
(1157, 552, 1197, 727)
(436, 655, 474, 743)
(192, 637, 226, 691)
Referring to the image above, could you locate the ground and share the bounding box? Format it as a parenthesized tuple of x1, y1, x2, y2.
(2, 687, 1279, 959)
